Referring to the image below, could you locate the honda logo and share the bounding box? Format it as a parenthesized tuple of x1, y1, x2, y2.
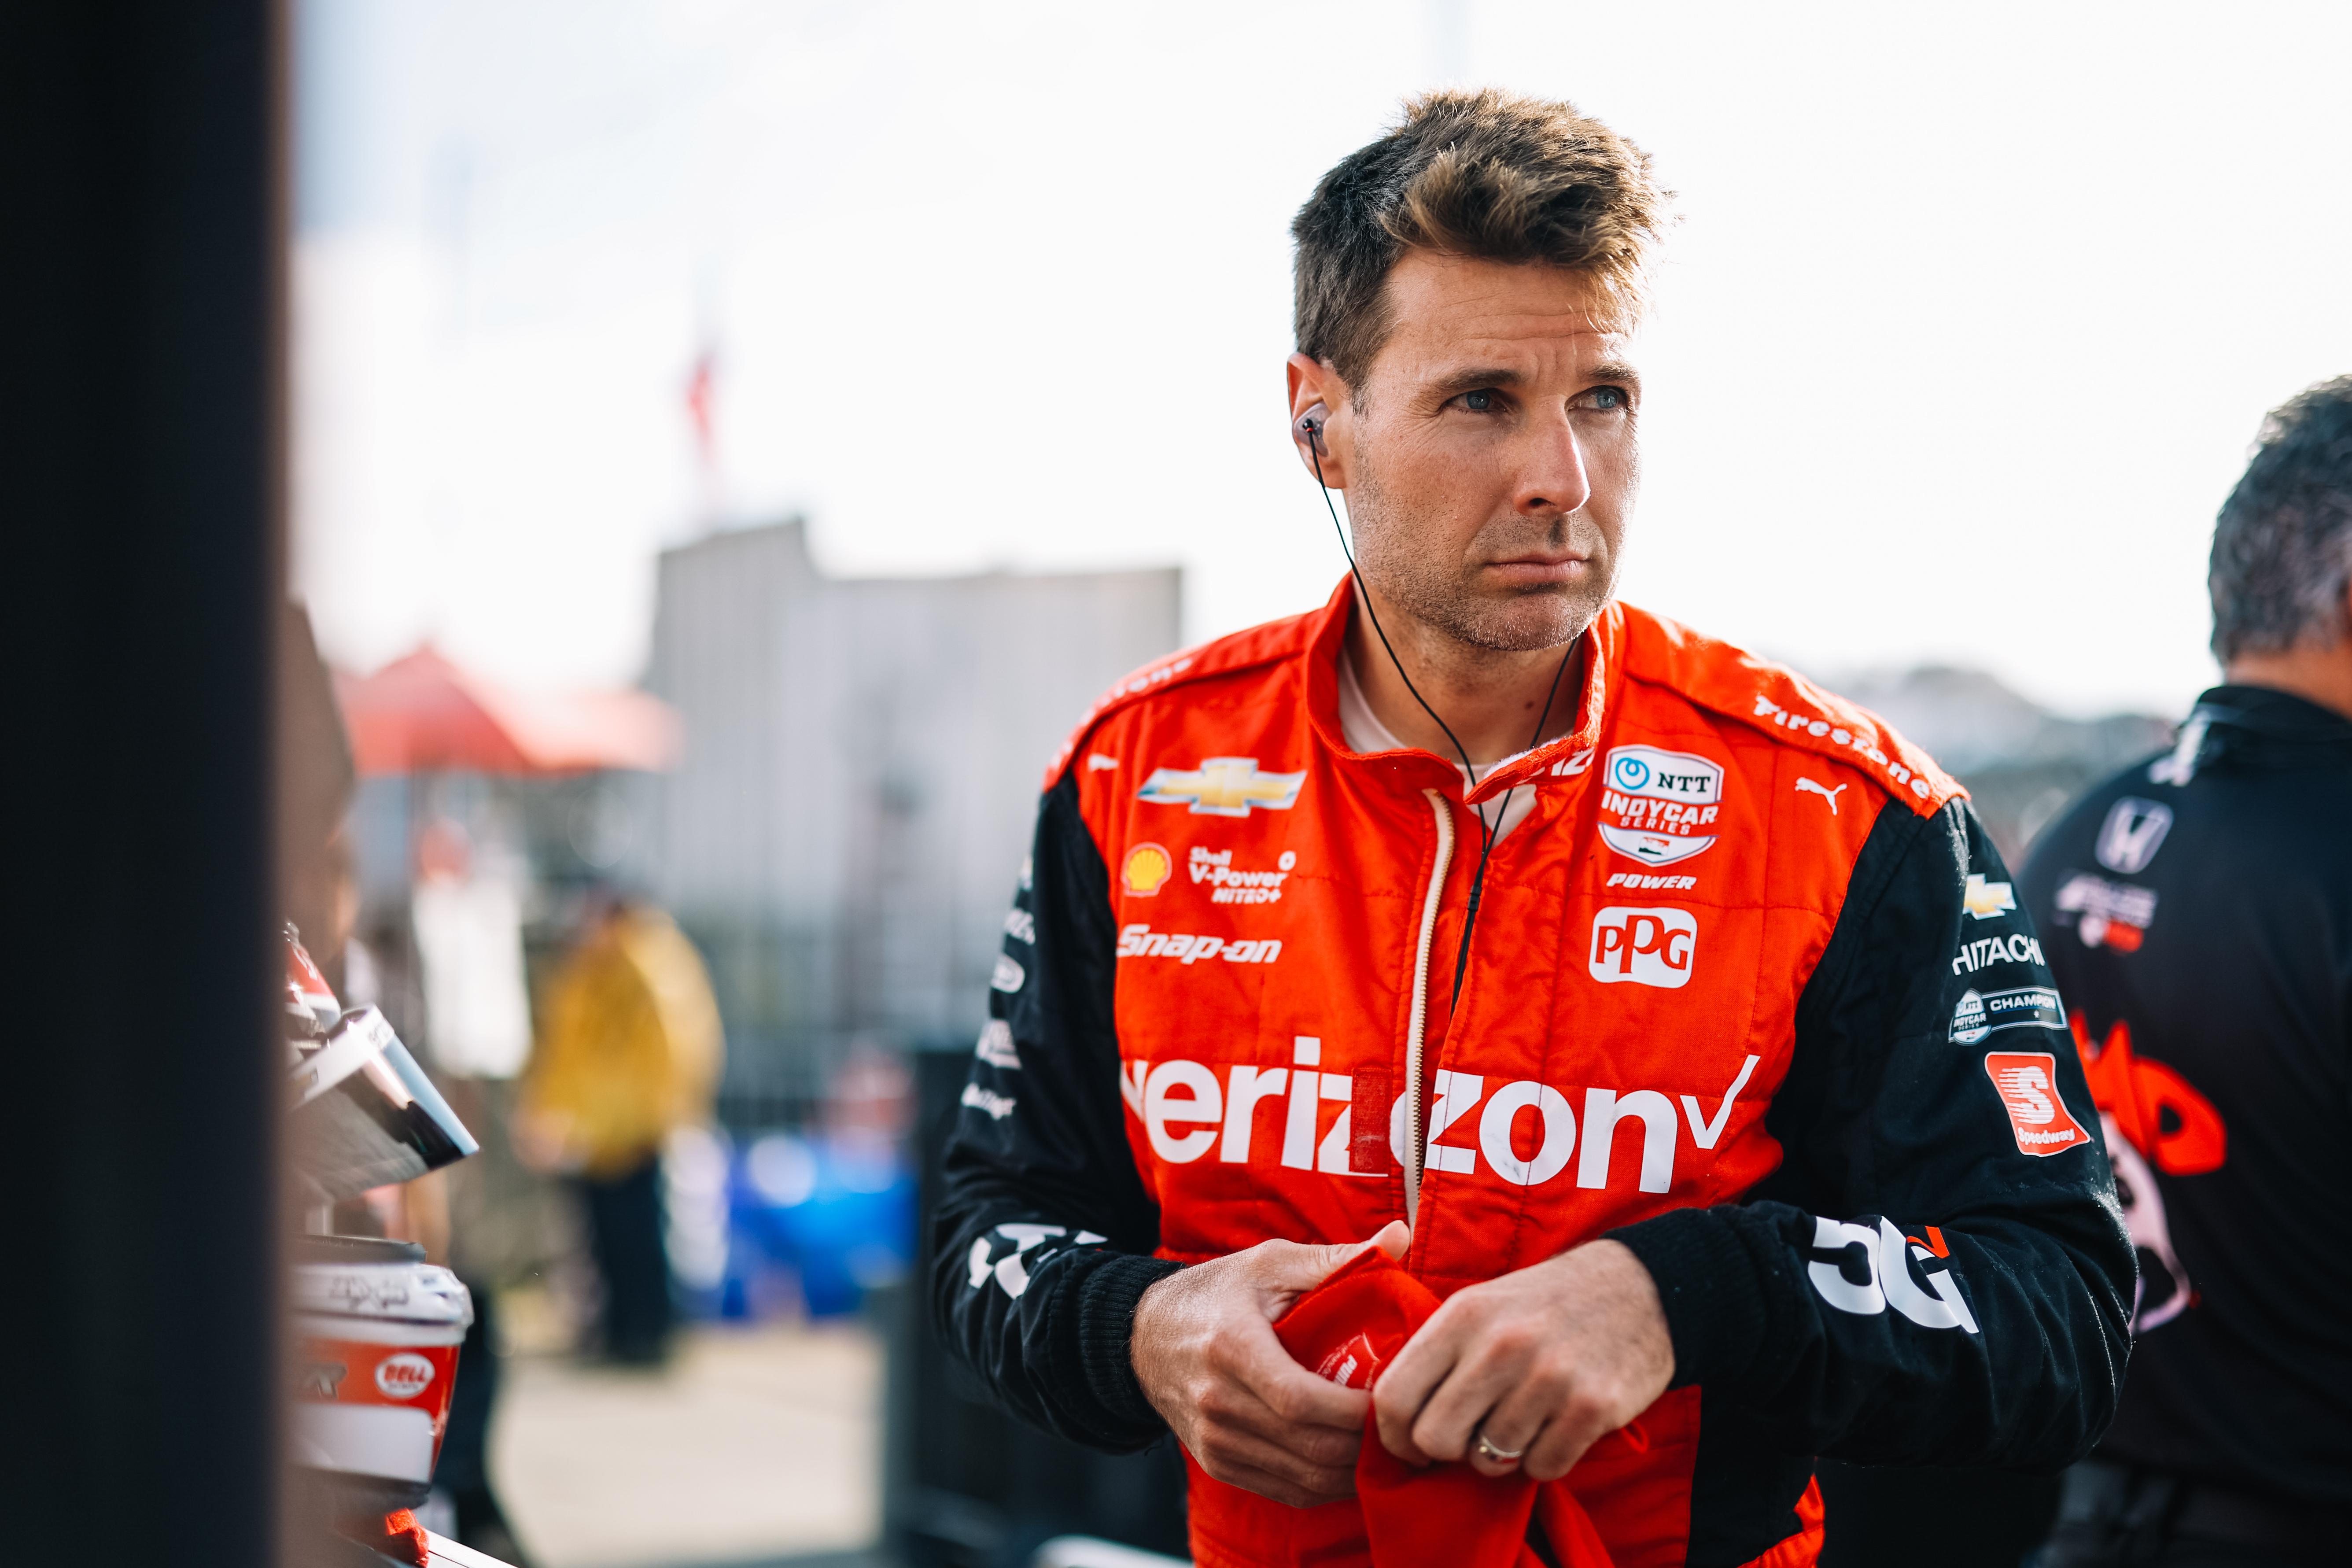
(2094, 797, 2173, 875)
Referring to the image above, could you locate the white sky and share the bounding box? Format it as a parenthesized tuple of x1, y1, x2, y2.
(292, 0, 2352, 716)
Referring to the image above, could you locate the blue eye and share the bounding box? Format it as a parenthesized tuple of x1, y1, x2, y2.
(1591, 387, 1626, 410)
(1464, 389, 1496, 411)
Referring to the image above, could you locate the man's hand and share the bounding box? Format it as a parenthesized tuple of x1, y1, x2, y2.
(1373, 1239, 1673, 1483)
(1132, 1221, 1410, 1508)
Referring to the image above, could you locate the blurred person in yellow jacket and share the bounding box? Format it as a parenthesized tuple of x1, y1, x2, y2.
(517, 892, 723, 1365)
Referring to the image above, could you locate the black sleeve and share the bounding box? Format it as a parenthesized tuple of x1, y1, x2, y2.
(930, 769, 1182, 1451)
(1611, 797, 2134, 1468)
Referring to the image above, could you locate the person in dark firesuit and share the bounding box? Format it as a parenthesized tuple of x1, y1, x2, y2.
(2024, 375, 2352, 1567)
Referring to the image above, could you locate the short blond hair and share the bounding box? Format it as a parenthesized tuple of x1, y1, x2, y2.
(1292, 89, 1672, 390)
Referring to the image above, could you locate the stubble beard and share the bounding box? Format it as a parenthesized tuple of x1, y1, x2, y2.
(1347, 454, 1618, 657)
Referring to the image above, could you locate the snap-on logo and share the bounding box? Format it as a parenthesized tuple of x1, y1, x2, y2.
(1589, 906, 1697, 988)
(374, 1352, 437, 1402)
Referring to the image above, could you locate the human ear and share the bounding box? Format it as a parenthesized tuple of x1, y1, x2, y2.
(1287, 351, 1353, 490)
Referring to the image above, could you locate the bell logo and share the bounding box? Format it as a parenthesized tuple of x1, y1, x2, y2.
(1589, 906, 1698, 988)
(374, 1351, 437, 1402)
(1983, 1052, 2092, 1157)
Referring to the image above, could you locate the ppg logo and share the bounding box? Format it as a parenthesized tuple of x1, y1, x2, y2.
(1589, 906, 1698, 988)
(1611, 755, 1651, 791)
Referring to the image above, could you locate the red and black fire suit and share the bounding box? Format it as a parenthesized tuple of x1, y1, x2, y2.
(2021, 685, 2352, 1561)
(936, 584, 2132, 1568)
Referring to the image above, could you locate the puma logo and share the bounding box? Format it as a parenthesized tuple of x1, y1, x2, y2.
(1795, 778, 1846, 815)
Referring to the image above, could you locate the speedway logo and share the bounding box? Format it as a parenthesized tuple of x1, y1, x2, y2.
(1950, 932, 2046, 976)
(1589, 906, 1698, 988)
(1189, 846, 1294, 904)
(1982, 1051, 2092, 1157)
(1118, 1040, 1763, 1199)
(1596, 745, 1723, 867)
(1949, 985, 2064, 1044)
(1116, 925, 1282, 964)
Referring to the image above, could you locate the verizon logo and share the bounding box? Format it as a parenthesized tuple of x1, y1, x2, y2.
(1120, 1040, 1761, 1196)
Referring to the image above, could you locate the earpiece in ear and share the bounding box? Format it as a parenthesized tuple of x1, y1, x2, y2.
(1294, 402, 1329, 456)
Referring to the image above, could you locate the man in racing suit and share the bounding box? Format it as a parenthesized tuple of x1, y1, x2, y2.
(2024, 376, 2352, 1567)
(936, 90, 2131, 1568)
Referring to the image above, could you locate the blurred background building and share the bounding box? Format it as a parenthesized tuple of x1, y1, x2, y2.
(1830, 667, 2172, 864)
(642, 519, 1181, 1123)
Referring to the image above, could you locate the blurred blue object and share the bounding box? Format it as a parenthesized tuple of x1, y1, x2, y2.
(715, 1129, 914, 1320)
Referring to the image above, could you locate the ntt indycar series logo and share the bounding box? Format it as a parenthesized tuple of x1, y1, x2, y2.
(1597, 746, 1723, 867)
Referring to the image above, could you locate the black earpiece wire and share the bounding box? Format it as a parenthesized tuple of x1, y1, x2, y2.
(1306, 428, 1574, 1004)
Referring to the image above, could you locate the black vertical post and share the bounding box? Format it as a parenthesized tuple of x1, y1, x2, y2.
(1, 2, 284, 1564)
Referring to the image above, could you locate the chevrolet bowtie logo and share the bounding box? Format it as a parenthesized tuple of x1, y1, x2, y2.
(1138, 757, 1306, 818)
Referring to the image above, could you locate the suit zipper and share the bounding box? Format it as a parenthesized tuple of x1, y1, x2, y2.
(1403, 787, 1454, 1224)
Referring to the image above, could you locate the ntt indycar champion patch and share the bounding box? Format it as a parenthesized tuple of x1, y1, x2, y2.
(1949, 985, 2064, 1044)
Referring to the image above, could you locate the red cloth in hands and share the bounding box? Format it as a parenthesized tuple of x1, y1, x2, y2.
(367, 1509, 431, 1567)
(1272, 1249, 1615, 1568)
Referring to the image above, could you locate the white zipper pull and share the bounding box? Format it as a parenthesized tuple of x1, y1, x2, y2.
(1402, 787, 1455, 1224)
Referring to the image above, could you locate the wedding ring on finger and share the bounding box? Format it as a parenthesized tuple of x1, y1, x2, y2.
(1471, 1428, 1526, 1465)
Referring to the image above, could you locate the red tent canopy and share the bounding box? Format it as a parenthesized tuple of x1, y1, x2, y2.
(334, 646, 680, 777)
